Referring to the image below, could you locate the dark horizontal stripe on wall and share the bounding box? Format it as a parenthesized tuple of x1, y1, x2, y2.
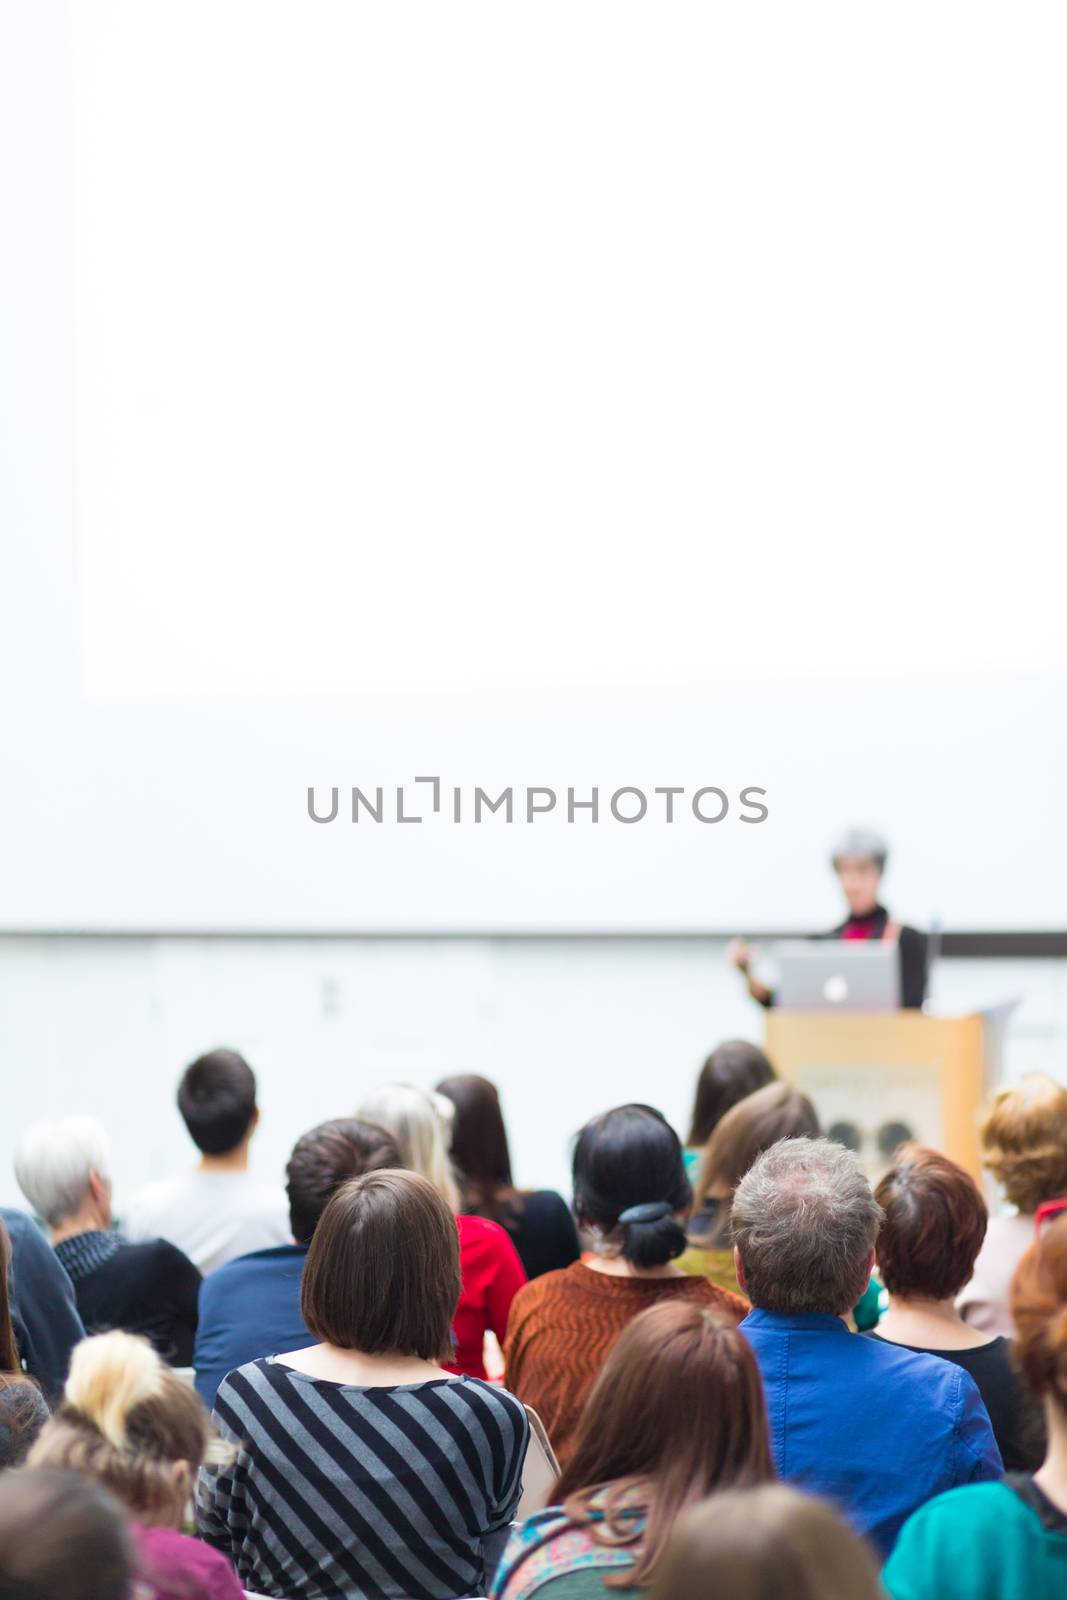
(1, 929, 1067, 957)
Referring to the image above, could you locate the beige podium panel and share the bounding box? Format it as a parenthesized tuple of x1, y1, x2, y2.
(765, 1012, 992, 1182)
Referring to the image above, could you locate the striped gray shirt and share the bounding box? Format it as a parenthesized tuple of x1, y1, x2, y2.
(196, 1358, 529, 1599)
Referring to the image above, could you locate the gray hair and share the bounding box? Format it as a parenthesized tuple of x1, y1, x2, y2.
(14, 1117, 111, 1228)
(732, 1137, 883, 1315)
(830, 827, 888, 874)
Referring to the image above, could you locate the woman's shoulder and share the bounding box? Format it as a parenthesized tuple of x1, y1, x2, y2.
(493, 1507, 641, 1600)
(450, 1375, 529, 1429)
(135, 1522, 244, 1597)
(681, 1272, 748, 1319)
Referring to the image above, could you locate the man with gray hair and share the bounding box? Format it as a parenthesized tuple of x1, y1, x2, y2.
(733, 1137, 1001, 1558)
(15, 1117, 201, 1365)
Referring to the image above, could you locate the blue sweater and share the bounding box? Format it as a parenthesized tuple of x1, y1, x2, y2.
(740, 1307, 1003, 1556)
(1, 1207, 85, 1403)
(193, 1242, 309, 1409)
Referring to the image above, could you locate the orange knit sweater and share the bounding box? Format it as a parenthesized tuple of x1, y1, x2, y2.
(503, 1261, 747, 1466)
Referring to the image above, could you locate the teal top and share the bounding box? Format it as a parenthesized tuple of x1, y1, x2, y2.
(883, 1478, 1067, 1600)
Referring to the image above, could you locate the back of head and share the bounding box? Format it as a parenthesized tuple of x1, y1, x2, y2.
(1011, 1213, 1067, 1415)
(0, 1469, 133, 1600)
(732, 1137, 883, 1315)
(355, 1084, 458, 1208)
(286, 1118, 401, 1244)
(648, 1485, 883, 1600)
(981, 1074, 1067, 1214)
(435, 1075, 513, 1204)
(27, 1330, 221, 1525)
(13, 1118, 111, 1229)
(695, 1082, 820, 1208)
(301, 1168, 461, 1362)
(687, 1040, 777, 1148)
(177, 1047, 257, 1156)
(573, 1104, 691, 1269)
(875, 1144, 987, 1301)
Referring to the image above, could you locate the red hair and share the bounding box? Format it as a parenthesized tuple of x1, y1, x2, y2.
(874, 1145, 987, 1300)
(1012, 1213, 1067, 1410)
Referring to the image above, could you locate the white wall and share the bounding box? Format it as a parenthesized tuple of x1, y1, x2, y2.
(1, 935, 1064, 1215)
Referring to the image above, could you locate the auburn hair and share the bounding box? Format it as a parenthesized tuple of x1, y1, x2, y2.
(27, 1330, 231, 1526)
(686, 1041, 777, 1149)
(554, 1300, 774, 1588)
(1011, 1213, 1067, 1411)
(980, 1075, 1067, 1214)
(874, 1145, 988, 1301)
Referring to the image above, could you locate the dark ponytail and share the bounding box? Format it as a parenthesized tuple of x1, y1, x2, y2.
(572, 1105, 691, 1268)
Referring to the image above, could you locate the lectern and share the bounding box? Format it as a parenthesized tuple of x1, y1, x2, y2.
(765, 1010, 1013, 1183)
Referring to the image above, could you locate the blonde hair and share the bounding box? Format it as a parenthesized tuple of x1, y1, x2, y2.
(980, 1074, 1067, 1214)
(27, 1331, 231, 1526)
(355, 1084, 459, 1210)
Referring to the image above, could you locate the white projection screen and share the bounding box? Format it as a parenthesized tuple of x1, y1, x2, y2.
(3, 1, 1066, 932)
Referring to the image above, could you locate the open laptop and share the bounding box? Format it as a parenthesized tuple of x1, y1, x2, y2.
(775, 940, 900, 1011)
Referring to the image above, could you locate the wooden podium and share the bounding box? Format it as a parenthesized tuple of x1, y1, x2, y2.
(765, 1011, 1008, 1182)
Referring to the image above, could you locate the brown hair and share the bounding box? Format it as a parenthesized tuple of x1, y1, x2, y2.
(0, 1468, 134, 1600)
(692, 1081, 821, 1213)
(436, 1074, 522, 1227)
(27, 1330, 229, 1527)
(647, 1485, 883, 1600)
(0, 1221, 45, 1465)
(1011, 1213, 1067, 1412)
(553, 1300, 774, 1589)
(286, 1117, 401, 1244)
(980, 1075, 1067, 1214)
(875, 1145, 988, 1301)
(301, 1168, 461, 1360)
(686, 1040, 777, 1148)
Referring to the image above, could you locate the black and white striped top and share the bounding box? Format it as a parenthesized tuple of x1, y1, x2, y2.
(196, 1357, 529, 1600)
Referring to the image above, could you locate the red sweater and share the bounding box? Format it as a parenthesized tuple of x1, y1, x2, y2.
(446, 1213, 528, 1379)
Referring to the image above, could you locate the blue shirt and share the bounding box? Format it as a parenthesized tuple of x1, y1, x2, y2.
(194, 1243, 309, 1409)
(740, 1307, 1003, 1557)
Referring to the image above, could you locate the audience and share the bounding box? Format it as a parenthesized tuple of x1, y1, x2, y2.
(680, 1080, 820, 1294)
(733, 1137, 1002, 1556)
(884, 1214, 1067, 1598)
(959, 1075, 1067, 1337)
(0, 1220, 50, 1466)
(648, 1485, 884, 1600)
(28, 1329, 243, 1600)
(0, 1468, 135, 1600)
(126, 1048, 289, 1274)
(494, 1300, 772, 1598)
(197, 1168, 529, 1599)
(15, 1116, 201, 1366)
(194, 1115, 400, 1408)
(356, 1083, 527, 1378)
(0, 1203, 84, 1403)
(871, 1143, 1043, 1469)
(437, 1073, 580, 1279)
(683, 1038, 777, 1176)
(504, 1103, 746, 1465)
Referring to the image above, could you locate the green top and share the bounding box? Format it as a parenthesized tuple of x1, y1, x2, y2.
(883, 1479, 1067, 1600)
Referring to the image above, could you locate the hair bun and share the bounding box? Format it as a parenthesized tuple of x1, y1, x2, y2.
(617, 1201, 673, 1225)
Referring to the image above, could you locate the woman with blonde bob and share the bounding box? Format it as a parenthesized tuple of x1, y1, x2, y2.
(492, 1299, 773, 1598)
(355, 1084, 527, 1378)
(647, 1485, 883, 1600)
(27, 1329, 243, 1600)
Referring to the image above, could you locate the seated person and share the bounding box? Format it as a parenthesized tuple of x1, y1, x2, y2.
(959, 1076, 1067, 1337)
(871, 1143, 1044, 1469)
(15, 1116, 200, 1366)
(197, 1168, 529, 1600)
(436, 1074, 581, 1279)
(493, 1299, 773, 1598)
(682, 1039, 777, 1177)
(194, 1116, 400, 1407)
(884, 1214, 1067, 1599)
(734, 1137, 1002, 1557)
(28, 1328, 245, 1600)
(504, 1103, 746, 1466)
(0, 1220, 51, 1465)
(679, 1081, 819, 1295)
(126, 1048, 289, 1274)
(0, 1468, 135, 1600)
(0, 1203, 84, 1403)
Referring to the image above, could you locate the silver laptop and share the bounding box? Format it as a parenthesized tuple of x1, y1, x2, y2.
(775, 941, 900, 1011)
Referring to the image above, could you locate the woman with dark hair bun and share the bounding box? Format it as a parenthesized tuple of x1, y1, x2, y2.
(436, 1075, 580, 1279)
(504, 1104, 746, 1466)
